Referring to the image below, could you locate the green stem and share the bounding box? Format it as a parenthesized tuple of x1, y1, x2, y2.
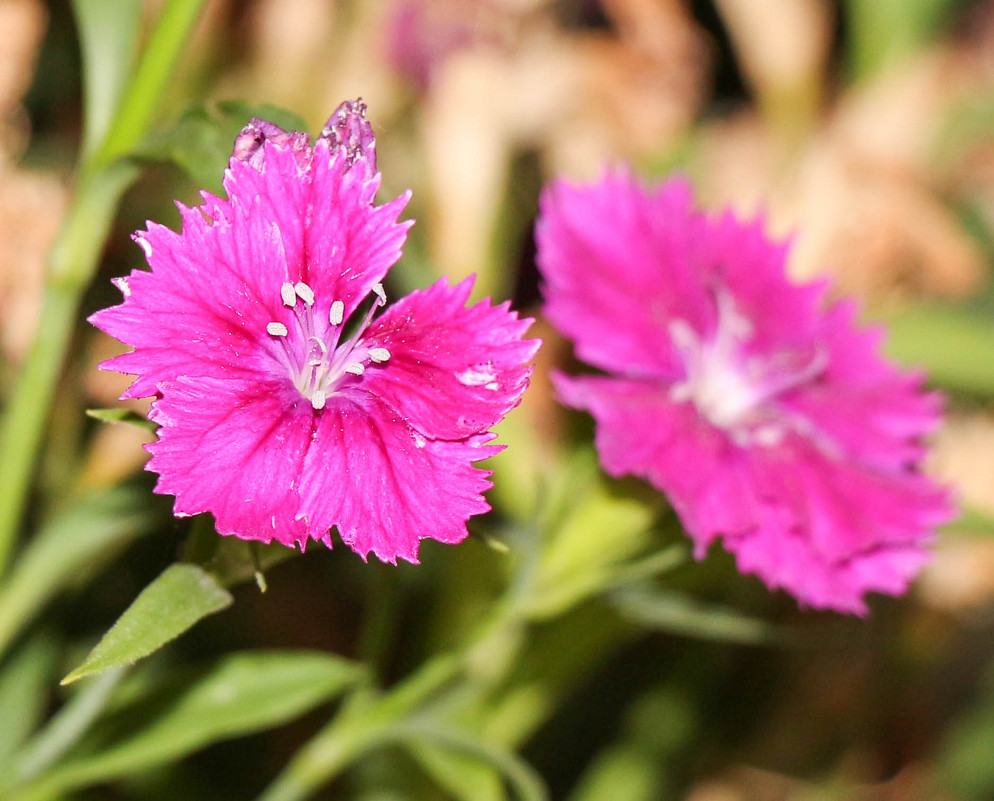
(93, 0, 207, 170)
(0, 0, 207, 577)
(0, 165, 135, 578)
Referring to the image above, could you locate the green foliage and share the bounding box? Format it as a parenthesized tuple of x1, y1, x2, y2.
(0, 634, 59, 771)
(71, 0, 142, 159)
(62, 564, 233, 685)
(135, 101, 309, 194)
(17, 651, 364, 798)
(86, 407, 157, 432)
(610, 586, 785, 646)
(0, 490, 153, 659)
(884, 305, 994, 397)
(845, 0, 965, 80)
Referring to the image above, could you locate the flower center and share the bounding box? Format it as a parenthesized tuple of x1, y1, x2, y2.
(265, 281, 391, 410)
(668, 287, 826, 447)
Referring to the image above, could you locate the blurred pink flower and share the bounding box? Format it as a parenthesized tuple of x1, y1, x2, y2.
(90, 100, 538, 563)
(537, 170, 953, 613)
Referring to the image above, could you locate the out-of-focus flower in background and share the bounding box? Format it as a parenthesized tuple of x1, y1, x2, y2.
(538, 170, 953, 613)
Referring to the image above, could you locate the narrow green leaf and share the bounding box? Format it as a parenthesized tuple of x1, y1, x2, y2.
(883, 305, 994, 396)
(392, 723, 548, 801)
(62, 564, 232, 685)
(12, 668, 125, 786)
(85, 407, 156, 432)
(32, 652, 363, 795)
(0, 634, 58, 771)
(0, 490, 151, 660)
(71, 0, 142, 159)
(94, 0, 207, 168)
(134, 101, 309, 193)
(611, 586, 782, 646)
(406, 741, 504, 801)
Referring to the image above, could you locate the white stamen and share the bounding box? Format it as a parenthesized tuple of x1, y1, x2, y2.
(372, 283, 386, 305)
(294, 281, 315, 305)
(329, 300, 345, 326)
(344, 362, 365, 375)
(368, 347, 391, 363)
(311, 390, 327, 410)
(267, 322, 289, 337)
(281, 282, 297, 307)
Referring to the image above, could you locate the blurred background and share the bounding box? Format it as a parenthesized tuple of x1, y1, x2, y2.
(6, 0, 994, 799)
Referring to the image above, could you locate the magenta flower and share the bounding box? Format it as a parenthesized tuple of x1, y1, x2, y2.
(537, 170, 954, 614)
(90, 100, 538, 562)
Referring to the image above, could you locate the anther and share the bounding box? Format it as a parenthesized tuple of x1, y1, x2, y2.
(344, 362, 365, 375)
(294, 281, 315, 305)
(311, 390, 327, 410)
(372, 283, 386, 305)
(280, 283, 297, 307)
(266, 322, 289, 337)
(368, 347, 391, 363)
(329, 300, 345, 326)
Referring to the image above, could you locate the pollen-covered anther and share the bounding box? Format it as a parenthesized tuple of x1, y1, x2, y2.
(280, 282, 297, 307)
(311, 389, 327, 410)
(368, 347, 390, 363)
(372, 283, 386, 305)
(344, 362, 365, 375)
(329, 300, 345, 326)
(267, 322, 289, 337)
(294, 281, 315, 305)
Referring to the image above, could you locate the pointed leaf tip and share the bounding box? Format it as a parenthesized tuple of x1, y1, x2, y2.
(61, 563, 232, 684)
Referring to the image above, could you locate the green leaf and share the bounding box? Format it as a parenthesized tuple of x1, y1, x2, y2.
(71, 0, 142, 159)
(611, 586, 783, 646)
(883, 305, 994, 397)
(946, 507, 994, 538)
(393, 723, 548, 801)
(0, 634, 58, 771)
(0, 490, 152, 660)
(24, 651, 364, 797)
(405, 741, 505, 801)
(85, 407, 156, 432)
(940, 663, 994, 800)
(10, 668, 125, 787)
(62, 564, 232, 685)
(134, 101, 309, 193)
(845, 0, 961, 81)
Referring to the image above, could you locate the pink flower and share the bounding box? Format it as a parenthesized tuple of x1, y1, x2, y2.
(537, 170, 954, 613)
(90, 100, 538, 563)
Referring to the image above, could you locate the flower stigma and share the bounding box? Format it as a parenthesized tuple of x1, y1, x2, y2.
(266, 281, 391, 409)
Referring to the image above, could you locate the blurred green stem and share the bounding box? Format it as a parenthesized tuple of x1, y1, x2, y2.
(0, 0, 206, 578)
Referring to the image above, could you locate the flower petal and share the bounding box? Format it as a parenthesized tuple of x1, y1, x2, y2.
(146, 376, 314, 547)
(537, 170, 710, 379)
(296, 393, 500, 563)
(554, 372, 761, 551)
(359, 277, 539, 440)
(304, 143, 411, 320)
(90, 194, 295, 398)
